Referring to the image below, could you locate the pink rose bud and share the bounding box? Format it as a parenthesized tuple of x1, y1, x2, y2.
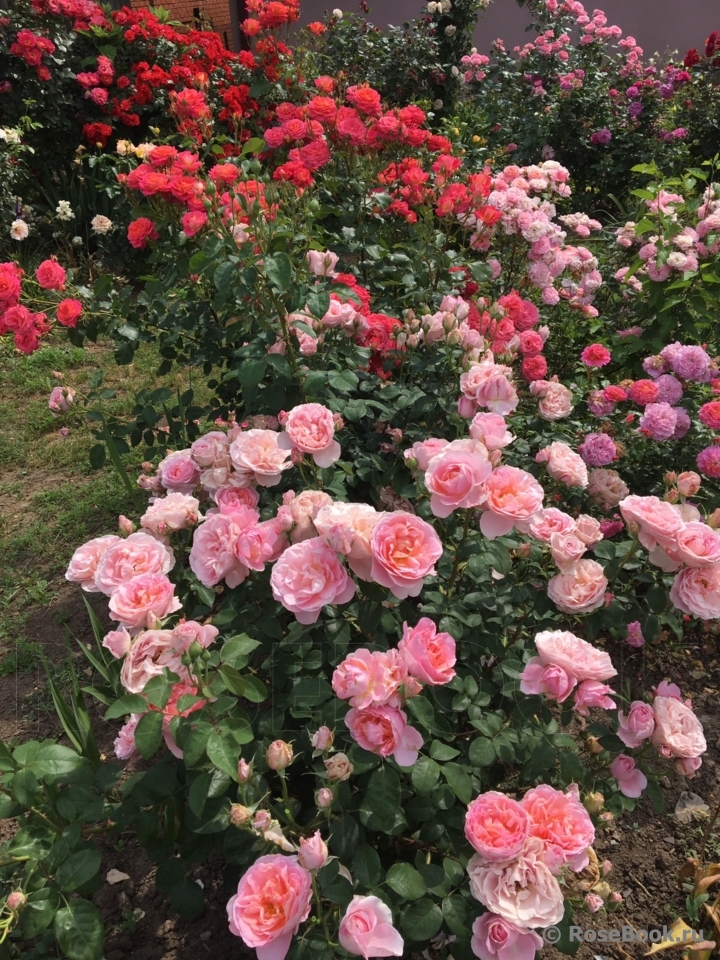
(611, 892, 623, 903)
(625, 621, 645, 648)
(599, 811, 614, 823)
(141, 461, 154, 473)
(266, 740, 293, 771)
(230, 804, 252, 826)
(664, 489, 679, 504)
(238, 759, 251, 782)
(601, 860, 613, 875)
(316, 787, 334, 808)
(297, 830, 328, 871)
(585, 893, 604, 913)
(119, 515, 135, 535)
(677, 471, 701, 497)
(664, 472, 677, 484)
(6, 892, 25, 911)
(515, 543, 532, 559)
(253, 810, 271, 832)
(324, 752, 354, 781)
(311, 727, 334, 751)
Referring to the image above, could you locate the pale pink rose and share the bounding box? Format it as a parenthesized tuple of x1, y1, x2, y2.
(425, 442, 492, 517)
(656, 680, 683, 700)
(314, 502, 384, 580)
(619, 495, 685, 551)
(404, 438, 450, 471)
(332, 649, 403, 709)
(522, 785, 595, 872)
(234, 522, 279, 572)
(172, 619, 218, 649)
(65, 535, 121, 592)
(535, 441, 588, 488)
(670, 564, 720, 619)
(529, 508, 575, 543)
(345, 705, 423, 766)
(102, 628, 132, 659)
(519, 659, 576, 702)
(677, 471, 702, 497)
(108, 572, 182, 633)
(321, 299, 359, 331)
(464, 792, 529, 861)
(189, 513, 248, 588)
(95, 532, 175, 596)
(617, 701, 656, 749)
(467, 837, 564, 930)
(574, 514, 603, 545)
(286, 489, 333, 542)
(547, 559, 608, 614)
(270, 538, 355, 623)
(533, 629, 616, 681)
(675, 756, 703, 778)
(480, 466, 545, 539)
(585, 893, 604, 913)
(141, 492, 200, 535)
(471, 913, 543, 960)
(279, 404, 341, 467)
(588, 469, 629, 508)
(476, 374, 519, 415)
(674, 523, 720, 568)
(316, 787, 333, 808)
(324, 752, 353, 781)
(398, 618, 456, 685)
(267, 740, 293, 771)
(370, 513, 443, 599)
(157, 450, 201, 494)
(652, 696, 707, 759)
(119, 628, 190, 694)
(470, 413, 515, 450)
(227, 854, 313, 960)
(306, 249, 339, 276)
(297, 831, 328, 872)
(190, 430, 231, 468)
(48, 385, 75, 416)
(114, 713, 142, 760)
(550, 531, 586, 570)
(311, 726, 334, 751)
(230, 429, 293, 486)
(573, 679, 616, 716)
(537, 382, 573, 420)
(339, 896, 404, 960)
(213, 486, 260, 513)
(610, 755, 647, 798)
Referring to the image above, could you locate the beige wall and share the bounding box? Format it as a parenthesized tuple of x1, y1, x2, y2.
(299, 0, 717, 57)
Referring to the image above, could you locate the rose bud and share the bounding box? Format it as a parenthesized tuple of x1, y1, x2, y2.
(229, 804, 252, 827)
(586, 736, 603, 754)
(6, 892, 25, 911)
(311, 727, 334, 752)
(118, 515, 135, 535)
(324, 752, 353, 781)
(253, 810, 271, 832)
(238, 758, 251, 782)
(677, 471, 701, 497)
(298, 831, 329, 871)
(601, 859, 613, 875)
(316, 788, 334, 809)
(266, 740, 293, 771)
(583, 792, 605, 814)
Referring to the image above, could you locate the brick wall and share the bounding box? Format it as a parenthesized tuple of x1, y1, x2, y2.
(129, 0, 239, 50)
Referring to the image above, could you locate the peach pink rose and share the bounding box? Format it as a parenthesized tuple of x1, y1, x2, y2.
(370, 513, 443, 599)
(95, 532, 175, 596)
(119, 628, 189, 693)
(234, 522, 279, 572)
(471, 913, 543, 960)
(573, 679, 615, 715)
(189, 512, 248, 588)
(339, 896, 404, 960)
(610, 755, 647, 798)
(65, 534, 120, 592)
(270, 538, 355, 623)
(674, 522, 720, 568)
(314, 502, 384, 580)
(102, 628, 132, 659)
(345, 704, 423, 766)
(114, 714, 141, 761)
(172, 619, 218, 649)
(227, 854, 313, 960)
(519, 661, 576, 702)
(467, 837, 564, 930)
(670, 564, 720, 620)
(550, 531, 586, 570)
(157, 450, 201, 495)
(476, 375, 519, 416)
(677, 471, 701, 497)
(332, 649, 405, 709)
(279, 403, 341, 467)
(285, 489, 333, 542)
(619, 494, 685, 551)
(480, 466, 545, 539)
(404, 438, 450, 471)
(108, 572, 182, 633)
(588, 468, 629, 508)
(521, 784, 595, 872)
(535, 441, 588, 488)
(574, 514, 603, 545)
(652, 696, 706, 759)
(547, 559, 608, 614)
(398, 618, 456, 685)
(424, 440, 492, 517)
(230, 429, 293, 486)
(533, 629, 616, 681)
(306, 249, 339, 276)
(190, 431, 231, 468)
(617, 701, 655, 749)
(214, 486, 260, 513)
(141, 493, 200, 535)
(536, 381, 573, 421)
(465, 792, 530, 862)
(528, 508, 575, 543)
(470, 413, 515, 451)
(297, 831, 328, 872)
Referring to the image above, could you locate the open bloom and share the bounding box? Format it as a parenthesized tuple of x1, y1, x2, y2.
(95, 532, 175, 596)
(370, 513, 443, 599)
(652, 696, 706, 759)
(398, 618, 456, 685)
(610, 755, 647, 798)
(670, 564, 720, 619)
(471, 913, 543, 960)
(424, 440, 492, 517)
(535, 441, 588, 488)
(339, 896, 404, 959)
(547, 560, 607, 614)
(270, 537, 355, 623)
(279, 403, 341, 467)
(345, 705, 422, 766)
(480, 466, 544, 539)
(230, 429, 293, 486)
(522, 784, 595, 872)
(465, 792, 529, 862)
(108, 572, 182, 633)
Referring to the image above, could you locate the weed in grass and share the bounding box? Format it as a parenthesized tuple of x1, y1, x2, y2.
(0, 639, 44, 677)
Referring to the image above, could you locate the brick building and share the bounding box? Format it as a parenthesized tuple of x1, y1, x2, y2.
(121, 0, 248, 52)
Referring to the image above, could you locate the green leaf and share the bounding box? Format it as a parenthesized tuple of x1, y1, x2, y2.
(522, 741, 556, 780)
(328, 370, 359, 392)
(104, 695, 147, 720)
(12, 768, 39, 807)
(429, 741, 459, 761)
(329, 814, 360, 860)
(170, 878, 204, 919)
(411, 755, 440, 794)
(143, 673, 176, 709)
(237, 360, 267, 392)
(442, 894, 471, 936)
(265, 253, 292, 292)
(242, 137, 265, 155)
(552, 899, 581, 955)
(469, 737, 496, 768)
(353, 844, 383, 887)
(206, 731, 240, 780)
(401, 899, 443, 942)
(21, 887, 61, 938)
(54, 900, 104, 960)
(56, 848, 102, 892)
(386, 863, 427, 901)
(288, 677, 333, 708)
(363, 766, 400, 823)
(221, 634, 261, 663)
(88, 444, 106, 470)
(134, 711, 163, 759)
(442, 763, 473, 804)
(241, 675, 267, 703)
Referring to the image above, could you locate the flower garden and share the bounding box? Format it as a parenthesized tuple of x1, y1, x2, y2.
(1, 0, 720, 958)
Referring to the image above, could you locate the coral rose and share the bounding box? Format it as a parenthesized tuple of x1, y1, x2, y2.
(465, 792, 530, 862)
(108, 572, 182, 633)
(95, 532, 175, 596)
(339, 896, 404, 959)
(270, 538, 355, 623)
(398, 618, 456, 685)
(56, 298, 82, 327)
(345, 704, 423, 766)
(127, 217, 159, 249)
(547, 560, 608, 614)
(521, 784, 595, 872)
(370, 513, 443, 599)
(35, 258, 66, 290)
(480, 466, 544, 539)
(279, 403, 341, 467)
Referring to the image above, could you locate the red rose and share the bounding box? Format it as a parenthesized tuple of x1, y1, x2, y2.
(127, 217, 159, 250)
(56, 298, 82, 327)
(35, 259, 67, 291)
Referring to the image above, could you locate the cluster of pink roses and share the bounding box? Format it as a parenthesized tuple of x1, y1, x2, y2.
(0, 258, 83, 354)
(464, 785, 594, 934)
(520, 629, 617, 715)
(332, 618, 456, 766)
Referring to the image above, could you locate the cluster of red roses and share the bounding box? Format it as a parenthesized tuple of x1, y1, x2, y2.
(0, 259, 82, 354)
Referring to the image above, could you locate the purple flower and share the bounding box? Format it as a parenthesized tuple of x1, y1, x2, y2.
(670, 345, 710, 382)
(628, 102, 643, 119)
(639, 402, 678, 440)
(626, 621, 645, 648)
(659, 83, 675, 99)
(578, 432, 618, 466)
(672, 408, 691, 439)
(654, 374, 683, 405)
(590, 128, 612, 145)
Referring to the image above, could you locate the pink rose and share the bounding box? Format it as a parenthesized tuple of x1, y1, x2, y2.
(286, 489, 333, 542)
(675, 757, 702, 778)
(470, 413, 515, 450)
(279, 403, 341, 468)
(214, 486, 260, 513)
(398, 618, 456, 685)
(471, 914, 543, 960)
(537, 382, 573, 420)
(404, 438, 450, 471)
(476, 374, 519, 416)
(297, 831, 328, 872)
(332, 649, 404, 709)
(424, 441, 492, 517)
(227, 854, 313, 960)
(574, 514, 603, 545)
(670, 564, 720, 619)
(588, 469, 629, 508)
(573, 679, 616, 716)
(677, 471, 701, 497)
(311, 726, 334, 751)
(157, 450, 201, 494)
(533, 629, 616, 681)
(306, 249, 339, 277)
(345, 704, 423, 766)
(119, 628, 190, 693)
(674, 523, 720, 568)
(35, 258, 67, 290)
(467, 837, 564, 930)
(528, 508, 575, 543)
(235, 522, 279, 572)
(189, 512, 249, 589)
(65, 535, 120, 592)
(102, 628, 132, 659)
(114, 714, 142, 761)
(535, 441, 588, 488)
(172, 619, 218, 649)
(190, 431, 231, 468)
(550, 531, 586, 570)
(464, 792, 530, 862)
(619, 494, 685, 551)
(270, 538, 355, 623)
(314, 502, 384, 581)
(522, 785, 595, 872)
(519, 660, 576, 702)
(108, 572, 182, 633)
(141, 492, 200, 535)
(230, 429, 292, 486)
(370, 513, 443, 599)
(339, 896, 404, 959)
(95, 532, 175, 596)
(610, 755, 647, 798)
(617, 701, 655, 749)
(547, 559, 608, 614)
(652, 696, 706, 759)
(480, 466, 545, 539)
